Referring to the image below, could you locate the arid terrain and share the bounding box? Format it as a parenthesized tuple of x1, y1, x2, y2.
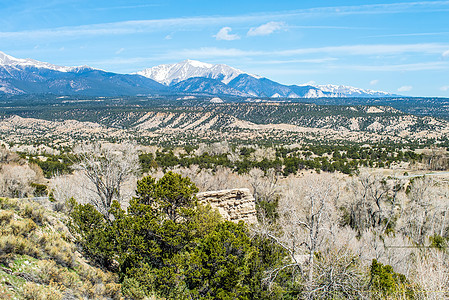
(1, 98, 449, 299)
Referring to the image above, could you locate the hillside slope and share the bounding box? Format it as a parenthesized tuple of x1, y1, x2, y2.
(0, 197, 123, 299)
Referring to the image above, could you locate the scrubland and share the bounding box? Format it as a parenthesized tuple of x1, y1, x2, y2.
(1, 140, 449, 299)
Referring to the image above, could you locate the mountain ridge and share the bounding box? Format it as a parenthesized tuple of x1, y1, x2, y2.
(0, 51, 398, 98)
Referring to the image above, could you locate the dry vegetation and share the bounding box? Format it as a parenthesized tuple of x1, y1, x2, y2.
(0, 197, 122, 299)
(1, 135, 449, 298)
(2, 101, 449, 147)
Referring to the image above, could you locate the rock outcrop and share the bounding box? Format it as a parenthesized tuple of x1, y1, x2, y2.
(196, 188, 257, 224)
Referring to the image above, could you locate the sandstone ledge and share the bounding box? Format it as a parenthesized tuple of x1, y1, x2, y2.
(196, 188, 257, 224)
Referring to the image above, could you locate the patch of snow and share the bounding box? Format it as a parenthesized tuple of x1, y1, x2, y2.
(309, 83, 393, 97)
(137, 59, 260, 85)
(304, 89, 325, 98)
(176, 95, 197, 100)
(210, 97, 224, 103)
(0, 51, 100, 73)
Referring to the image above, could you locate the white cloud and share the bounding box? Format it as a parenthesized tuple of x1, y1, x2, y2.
(160, 44, 449, 62)
(213, 27, 240, 41)
(443, 49, 449, 58)
(164, 34, 172, 40)
(370, 79, 379, 85)
(440, 85, 449, 91)
(247, 21, 286, 36)
(115, 48, 124, 54)
(2, 2, 449, 40)
(398, 85, 413, 92)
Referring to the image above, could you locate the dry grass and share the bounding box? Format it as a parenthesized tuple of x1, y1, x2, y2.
(0, 197, 123, 299)
(22, 282, 63, 300)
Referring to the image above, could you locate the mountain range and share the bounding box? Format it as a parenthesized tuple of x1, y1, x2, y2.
(0, 51, 397, 98)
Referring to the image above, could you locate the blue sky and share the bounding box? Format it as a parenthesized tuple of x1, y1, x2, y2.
(1, 0, 449, 96)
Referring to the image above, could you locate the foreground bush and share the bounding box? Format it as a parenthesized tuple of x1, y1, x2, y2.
(69, 172, 285, 299)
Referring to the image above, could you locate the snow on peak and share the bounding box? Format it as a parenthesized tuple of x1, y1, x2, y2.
(0, 51, 102, 73)
(184, 59, 213, 69)
(306, 83, 393, 97)
(137, 60, 259, 85)
(0, 51, 72, 72)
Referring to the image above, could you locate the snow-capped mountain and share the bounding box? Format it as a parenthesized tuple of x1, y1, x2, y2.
(311, 84, 394, 98)
(0, 51, 73, 72)
(0, 51, 397, 98)
(138, 60, 396, 98)
(137, 59, 261, 86)
(172, 77, 249, 97)
(0, 51, 167, 96)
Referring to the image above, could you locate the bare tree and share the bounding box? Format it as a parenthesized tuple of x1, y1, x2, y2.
(344, 172, 404, 235)
(307, 237, 367, 299)
(249, 168, 280, 205)
(194, 141, 230, 156)
(172, 165, 246, 192)
(0, 146, 21, 164)
(401, 176, 449, 245)
(412, 249, 449, 299)
(73, 142, 139, 218)
(0, 163, 44, 198)
(258, 174, 340, 297)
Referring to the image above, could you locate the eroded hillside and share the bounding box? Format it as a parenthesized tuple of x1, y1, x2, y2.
(1, 102, 449, 146)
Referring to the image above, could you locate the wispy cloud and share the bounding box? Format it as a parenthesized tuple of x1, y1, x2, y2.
(247, 22, 286, 36)
(370, 79, 379, 85)
(91, 4, 162, 11)
(2, 2, 449, 40)
(213, 27, 240, 41)
(115, 48, 124, 55)
(440, 85, 449, 91)
(278, 43, 449, 56)
(346, 62, 449, 71)
(365, 32, 449, 38)
(247, 58, 338, 64)
(0, 17, 249, 40)
(167, 47, 261, 59)
(398, 85, 413, 92)
(161, 43, 449, 60)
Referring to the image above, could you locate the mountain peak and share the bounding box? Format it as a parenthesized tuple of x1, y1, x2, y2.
(0, 51, 397, 98)
(0, 51, 17, 65)
(0, 51, 36, 66)
(137, 60, 259, 86)
(0, 50, 71, 72)
(182, 59, 213, 69)
(310, 83, 395, 97)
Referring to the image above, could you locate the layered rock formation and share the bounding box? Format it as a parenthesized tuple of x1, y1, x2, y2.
(196, 188, 257, 224)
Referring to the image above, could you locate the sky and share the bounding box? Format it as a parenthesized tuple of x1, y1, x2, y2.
(0, 0, 449, 97)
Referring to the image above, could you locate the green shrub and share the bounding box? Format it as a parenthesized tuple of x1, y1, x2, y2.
(369, 259, 413, 299)
(429, 234, 447, 250)
(122, 276, 149, 300)
(30, 183, 47, 197)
